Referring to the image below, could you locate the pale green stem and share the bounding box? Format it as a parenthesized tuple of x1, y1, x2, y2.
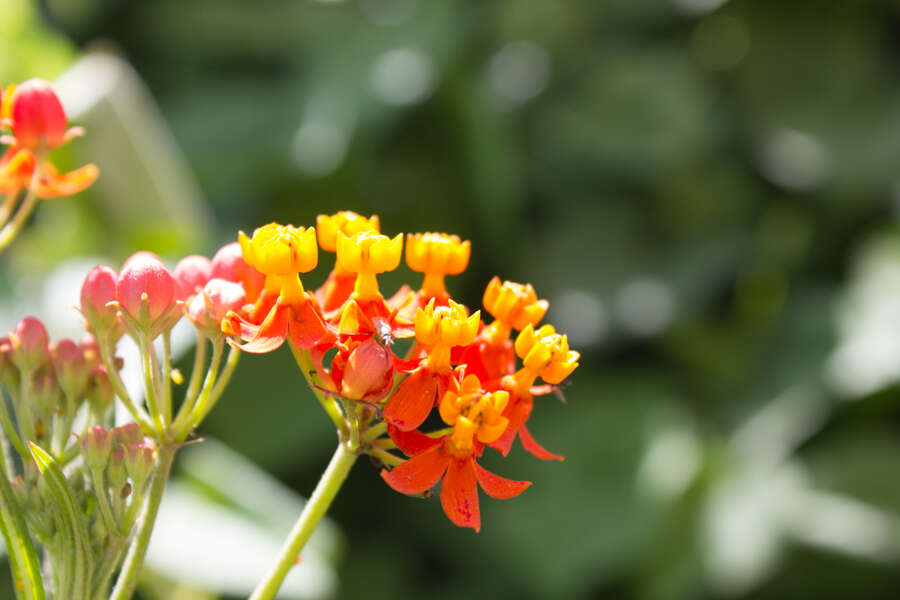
(0, 158, 42, 253)
(98, 337, 154, 432)
(0, 191, 17, 228)
(180, 332, 208, 416)
(191, 345, 240, 424)
(249, 442, 358, 600)
(171, 337, 222, 440)
(90, 469, 118, 539)
(288, 344, 347, 435)
(160, 330, 173, 426)
(361, 420, 388, 443)
(141, 334, 164, 434)
(0, 392, 28, 463)
(108, 443, 176, 600)
(15, 371, 36, 446)
(368, 446, 404, 467)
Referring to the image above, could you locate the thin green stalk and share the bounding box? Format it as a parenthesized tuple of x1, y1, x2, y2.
(0, 159, 41, 253)
(368, 446, 404, 467)
(108, 443, 176, 600)
(0, 392, 28, 463)
(141, 334, 164, 434)
(288, 344, 347, 435)
(171, 337, 222, 440)
(15, 372, 36, 446)
(97, 337, 154, 432)
(361, 420, 387, 443)
(192, 345, 240, 424)
(0, 191, 18, 228)
(160, 330, 174, 426)
(249, 442, 358, 600)
(176, 332, 208, 420)
(90, 469, 118, 539)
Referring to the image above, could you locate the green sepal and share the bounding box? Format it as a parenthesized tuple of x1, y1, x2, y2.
(29, 442, 94, 600)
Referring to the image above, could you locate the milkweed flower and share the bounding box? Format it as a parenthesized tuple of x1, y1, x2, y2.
(382, 374, 530, 531)
(383, 299, 479, 431)
(316, 211, 381, 312)
(224, 223, 328, 352)
(405, 232, 471, 303)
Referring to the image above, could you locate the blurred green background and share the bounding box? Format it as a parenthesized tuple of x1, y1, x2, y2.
(6, 0, 900, 598)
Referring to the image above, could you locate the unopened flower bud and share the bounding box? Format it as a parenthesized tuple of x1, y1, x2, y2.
(174, 255, 212, 300)
(0, 338, 18, 390)
(86, 366, 114, 416)
(341, 339, 392, 401)
(210, 242, 265, 301)
(116, 252, 179, 333)
(107, 448, 127, 490)
(52, 339, 90, 401)
(80, 265, 121, 338)
(113, 423, 143, 449)
(186, 278, 247, 335)
(9, 317, 50, 373)
(81, 426, 112, 472)
(124, 441, 155, 488)
(10, 78, 67, 151)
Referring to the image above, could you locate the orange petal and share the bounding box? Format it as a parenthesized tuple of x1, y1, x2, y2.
(519, 423, 564, 461)
(440, 457, 480, 532)
(229, 304, 288, 353)
(37, 163, 99, 198)
(286, 295, 328, 349)
(474, 463, 531, 499)
(489, 392, 532, 457)
(380, 445, 450, 495)
(387, 424, 443, 457)
(383, 368, 439, 431)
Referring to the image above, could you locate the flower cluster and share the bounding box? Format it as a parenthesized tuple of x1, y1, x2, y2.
(224, 212, 580, 531)
(0, 78, 98, 252)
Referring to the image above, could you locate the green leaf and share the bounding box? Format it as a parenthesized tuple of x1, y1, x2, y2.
(0, 468, 45, 600)
(29, 442, 93, 600)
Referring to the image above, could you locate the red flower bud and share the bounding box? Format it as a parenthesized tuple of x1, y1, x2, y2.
(10, 79, 68, 151)
(210, 242, 265, 302)
(186, 278, 247, 334)
(52, 338, 90, 401)
(116, 252, 178, 333)
(9, 317, 50, 373)
(80, 265, 120, 337)
(81, 426, 112, 472)
(174, 255, 212, 300)
(340, 339, 393, 401)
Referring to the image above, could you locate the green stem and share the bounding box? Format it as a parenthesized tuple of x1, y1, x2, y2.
(108, 444, 176, 600)
(98, 337, 154, 432)
(143, 334, 164, 433)
(249, 442, 358, 600)
(179, 332, 208, 416)
(289, 344, 347, 436)
(361, 420, 387, 443)
(0, 191, 18, 228)
(0, 391, 28, 463)
(90, 469, 118, 539)
(0, 158, 41, 253)
(193, 345, 240, 424)
(172, 337, 223, 441)
(160, 330, 173, 426)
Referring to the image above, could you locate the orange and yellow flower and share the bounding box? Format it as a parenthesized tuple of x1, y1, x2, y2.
(405, 232, 470, 302)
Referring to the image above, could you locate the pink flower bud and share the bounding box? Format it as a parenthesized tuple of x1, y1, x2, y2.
(340, 339, 393, 401)
(113, 423, 143, 448)
(80, 265, 120, 336)
(81, 426, 112, 472)
(116, 252, 178, 331)
(174, 255, 212, 300)
(124, 441, 155, 487)
(10, 79, 67, 151)
(186, 278, 247, 334)
(9, 317, 50, 373)
(52, 339, 90, 401)
(210, 242, 265, 301)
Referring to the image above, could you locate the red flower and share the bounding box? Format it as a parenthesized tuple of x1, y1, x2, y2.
(381, 426, 530, 532)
